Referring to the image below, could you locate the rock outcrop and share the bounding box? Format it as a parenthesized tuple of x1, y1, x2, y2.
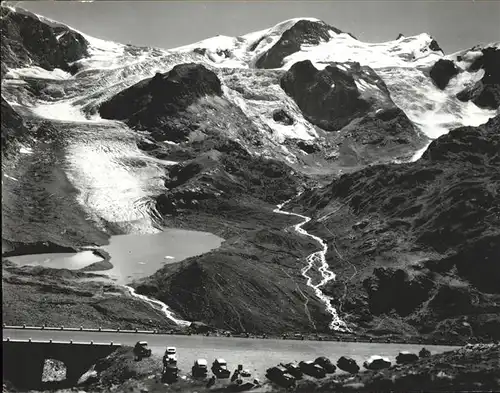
(429, 59, 459, 89)
(0, 7, 88, 78)
(456, 47, 500, 109)
(99, 63, 223, 142)
(255, 19, 343, 69)
(280, 60, 372, 131)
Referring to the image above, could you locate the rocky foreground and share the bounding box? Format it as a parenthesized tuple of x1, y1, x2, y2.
(3, 344, 499, 392)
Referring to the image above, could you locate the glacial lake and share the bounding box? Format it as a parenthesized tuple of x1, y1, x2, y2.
(6, 228, 224, 285)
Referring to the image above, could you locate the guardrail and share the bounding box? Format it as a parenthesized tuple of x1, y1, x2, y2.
(3, 325, 156, 334)
(3, 337, 121, 346)
(2, 324, 469, 346)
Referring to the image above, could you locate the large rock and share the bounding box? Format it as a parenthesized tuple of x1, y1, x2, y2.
(430, 59, 459, 89)
(456, 47, 500, 109)
(99, 63, 223, 142)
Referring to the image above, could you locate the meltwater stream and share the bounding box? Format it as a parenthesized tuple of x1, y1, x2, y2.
(125, 286, 191, 327)
(274, 200, 350, 332)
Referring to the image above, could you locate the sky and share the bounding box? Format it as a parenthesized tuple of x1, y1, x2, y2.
(14, 0, 500, 54)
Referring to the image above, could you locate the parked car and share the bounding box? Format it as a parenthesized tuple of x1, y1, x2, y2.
(162, 363, 179, 383)
(163, 346, 177, 363)
(419, 347, 431, 358)
(133, 341, 151, 360)
(192, 358, 208, 377)
(265, 366, 296, 388)
(337, 356, 360, 374)
(314, 357, 337, 373)
(299, 361, 326, 378)
(280, 362, 303, 379)
(363, 355, 391, 370)
(396, 351, 419, 364)
(212, 358, 231, 378)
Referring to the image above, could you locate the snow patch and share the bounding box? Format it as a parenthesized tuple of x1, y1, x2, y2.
(3, 174, 19, 182)
(6, 67, 72, 80)
(19, 146, 33, 155)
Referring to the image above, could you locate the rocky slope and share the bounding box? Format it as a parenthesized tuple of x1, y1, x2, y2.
(288, 115, 500, 342)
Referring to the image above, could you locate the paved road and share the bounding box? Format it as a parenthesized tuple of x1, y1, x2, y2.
(3, 329, 459, 380)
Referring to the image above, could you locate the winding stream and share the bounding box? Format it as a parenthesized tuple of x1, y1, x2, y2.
(125, 286, 191, 327)
(274, 200, 350, 332)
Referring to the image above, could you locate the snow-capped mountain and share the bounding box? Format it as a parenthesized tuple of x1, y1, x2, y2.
(2, 3, 498, 242)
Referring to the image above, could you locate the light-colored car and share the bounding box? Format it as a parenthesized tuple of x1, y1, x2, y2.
(163, 346, 177, 363)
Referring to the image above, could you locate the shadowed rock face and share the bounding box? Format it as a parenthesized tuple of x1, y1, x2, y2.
(255, 20, 343, 69)
(280, 60, 374, 131)
(1, 97, 29, 153)
(430, 59, 459, 89)
(0, 7, 88, 78)
(279, 60, 426, 165)
(99, 63, 223, 142)
(457, 47, 500, 109)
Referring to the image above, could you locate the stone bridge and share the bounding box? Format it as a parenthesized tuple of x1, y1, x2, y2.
(2, 338, 121, 389)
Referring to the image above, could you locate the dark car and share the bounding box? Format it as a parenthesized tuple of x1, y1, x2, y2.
(133, 341, 152, 360)
(162, 364, 179, 383)
(192, 358, 208, 378)
(280, 362, 303, 379)
(396, 351, 419, 364)
(419, 347, 431, 358)
(212, 358, 231, 379)
(337, 356, 360, 374)
(299, 361, 326, 378)
(363, 356, 391, 370)
(314, 357, 336, 373)
(265, 366, 296, 388)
